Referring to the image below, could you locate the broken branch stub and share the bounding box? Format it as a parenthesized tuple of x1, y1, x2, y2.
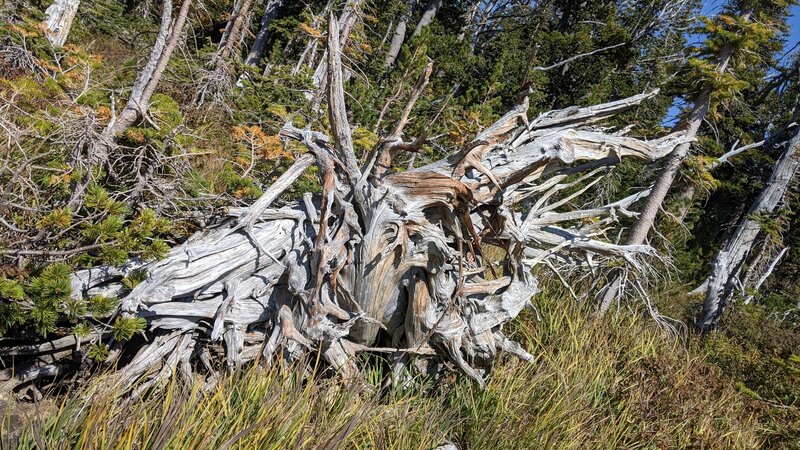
(3, 19, 685, 391)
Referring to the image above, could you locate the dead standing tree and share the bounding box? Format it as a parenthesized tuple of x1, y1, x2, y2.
(412, 0, 442, 37)
(698, 127, 800, 330)
(384, 1, 413, 68)
(595, 7, 754, 315)
(67, 0, 193, 208)
(292, 0, 335, 77)
(2, 16, 688, 393)
(193, 0, 255, 105)
(44, 0, 81, 47)
(309, 0, 363, 110)
(243, 0, 286, 68)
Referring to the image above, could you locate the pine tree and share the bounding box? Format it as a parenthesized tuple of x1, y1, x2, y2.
(597, 0, 797, 313)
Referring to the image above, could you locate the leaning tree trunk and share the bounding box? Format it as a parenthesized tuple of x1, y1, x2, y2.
(67, 0, 191, 209)
(384, 2, 412, 68)
(1, 16, 688, 395)
(214, 0, 255, 64)
(243, 0, 286, 67)
(412, 0, 442, 37)
(44, 0, 80, 47)
(217, 0, 243, 51)
(109, 0, 192, 137)
(194, 0, 254, 104)
(109, 0, 174, 136)
(698, 128, 800, 330)
(596, 9, 752, 314)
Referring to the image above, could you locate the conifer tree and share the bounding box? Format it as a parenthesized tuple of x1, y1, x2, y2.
(597, 0, 797, 313)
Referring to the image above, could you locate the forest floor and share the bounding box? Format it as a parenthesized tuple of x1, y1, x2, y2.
(2, 293, 798, 449)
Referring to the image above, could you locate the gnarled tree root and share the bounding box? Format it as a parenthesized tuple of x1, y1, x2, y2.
(1, 17, 688, 396)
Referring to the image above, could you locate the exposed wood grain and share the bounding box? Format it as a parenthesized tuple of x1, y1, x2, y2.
(6, 83, 683, 391)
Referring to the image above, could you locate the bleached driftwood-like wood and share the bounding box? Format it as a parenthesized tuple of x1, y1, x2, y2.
(699, 128, 800, 330)
(44, 0, 81, 47)
(244, 0, 286, 67)
(3, 17, 687, 393)
(743, 246, 788, 304)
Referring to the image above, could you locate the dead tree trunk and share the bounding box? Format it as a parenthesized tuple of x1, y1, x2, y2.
(412, 0, 442, 37)
(2, 17, 688, 394)
(310, 2, 362, 110)
(384, 2, 412, 68)
(698, 128, 800, 330)
(111, 0, 174, 135)
(292, 0, 334, 76)
(65, 0, 191, 209)
(596, 9, 752, 314)
(109, 0, 192, 137)
(214, 0, 255, 64)
(372, 61, 432, 177)
(217, 0, 244, 51)
(457, 1, 479, 40)
(243, 0, 286, 67)
(44, 0, 80, 47)
(194, 0, 255, 103)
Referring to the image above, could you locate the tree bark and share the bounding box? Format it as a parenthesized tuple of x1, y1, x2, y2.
(412, 0, 442, 37)
(623, 92, 710, 244)
(456, 0, 479, 44)
(4, 16, 689, 390)
(596, 9, 752, 314)
(44, 0, 80, 47)
(123, 0, 174, 118)
(243, 0, 285, 67)
(109, 0, 193, 138)
(624, 9, 750, 244)
(384, 2, 412, 68)
(699, 128, 800, 330)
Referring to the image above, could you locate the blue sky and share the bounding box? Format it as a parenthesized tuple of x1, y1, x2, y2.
(783, 5, 799, 46)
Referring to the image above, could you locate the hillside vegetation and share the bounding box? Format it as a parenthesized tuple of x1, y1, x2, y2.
(5, 296, 796, 449)
(1, 0, 800, 448)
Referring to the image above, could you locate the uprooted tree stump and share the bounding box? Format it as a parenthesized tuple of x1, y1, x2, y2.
(1, 16, 688, 396)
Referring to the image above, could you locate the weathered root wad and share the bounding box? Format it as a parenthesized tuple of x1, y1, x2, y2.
(1, 16, 689, 395)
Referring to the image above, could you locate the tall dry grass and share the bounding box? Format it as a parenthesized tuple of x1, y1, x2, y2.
(2, 295, 768, 449)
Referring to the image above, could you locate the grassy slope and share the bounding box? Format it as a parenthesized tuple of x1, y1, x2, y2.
(5, 295, 797, 450)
